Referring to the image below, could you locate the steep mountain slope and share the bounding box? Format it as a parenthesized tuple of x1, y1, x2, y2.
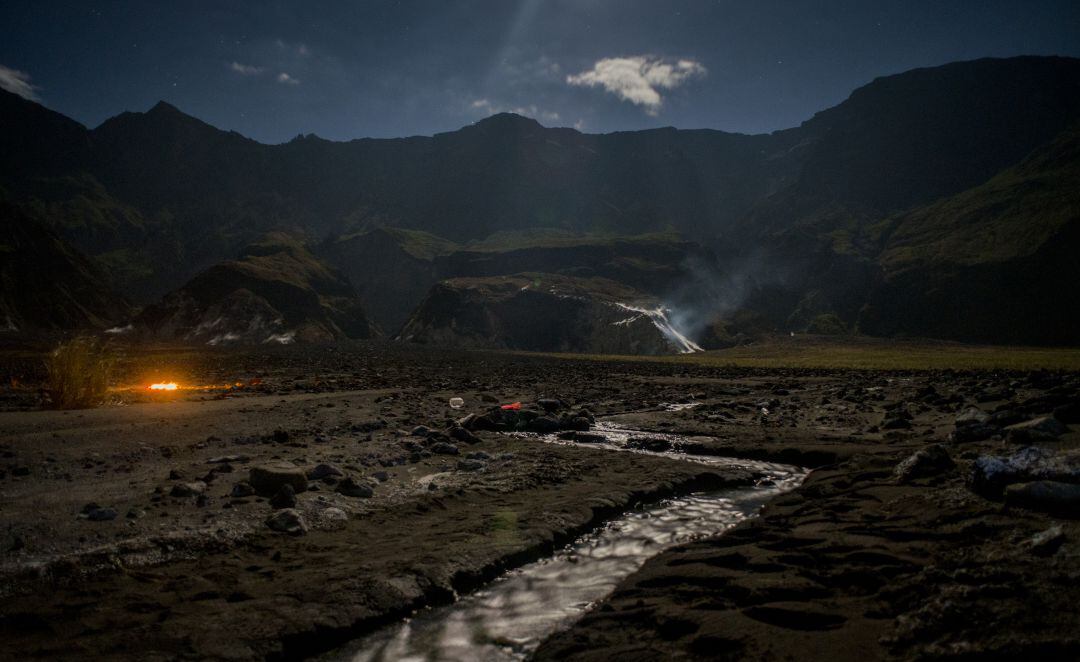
(398, 273, 699, 355)
(137, 234, 376, 344)
(859, 123, 1080, 344)
(0, 202, 129, 331)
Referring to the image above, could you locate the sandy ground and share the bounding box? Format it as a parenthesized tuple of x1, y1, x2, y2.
(1, 343, 1078, 659)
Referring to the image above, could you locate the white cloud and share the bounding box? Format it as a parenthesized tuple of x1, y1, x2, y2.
(230, 61, 263, 76)
(566, 56, 706, 115)
(277, 72, 300, 85)
(0, 64, 39, 101)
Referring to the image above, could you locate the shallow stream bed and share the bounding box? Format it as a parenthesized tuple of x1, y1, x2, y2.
(330, 423, 807, 662)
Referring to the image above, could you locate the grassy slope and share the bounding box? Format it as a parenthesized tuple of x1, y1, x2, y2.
(879, 123, 1080, 272)
(524, 335, 1080, 371)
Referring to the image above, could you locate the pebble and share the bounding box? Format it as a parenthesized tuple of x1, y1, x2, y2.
(265, 509, 307, 535)
(336, 477, 374, 498)
(269, 484, 297, 509)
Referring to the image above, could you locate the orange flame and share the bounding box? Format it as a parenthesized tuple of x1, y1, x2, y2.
(149, 383, 179, 391)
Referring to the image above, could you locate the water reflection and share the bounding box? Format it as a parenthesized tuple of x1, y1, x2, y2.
(335, 426, 805, 662)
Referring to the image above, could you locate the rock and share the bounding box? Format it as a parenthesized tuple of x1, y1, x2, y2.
(955, 407, 991, 426)
(269, 484, 297, 509)
(430, 442, 459, 456)
(970, 447, 1058, 498)
(526, 416, 561, 434)
(86, 507, 118, 522)
(307, 463, 344, 480)
(894, 445, 954, 483)
(372, 471, 390, 482)
(208, 455, 249, 464)
(1025, 525, 1065, 556)
(447, 425, 480, 445)
(538, 398, 565, 413)
(79, 503, 118, 521)
(1005, 481, 1080, 517)
(336, 477, 374, 498)
(558, 431, 609, 444)
(410, 425, 432, 437)
(265, 509, 307, 535)
(626, 437, 672, 452)
(249, 463, 308, 496)
(1053, 401, 1080, 424)
(1006, 416, 1068, 440)
(478, 393, 499, 403)
(468, 413, 501, 431)
(457, 459, 486, 472)
(465, 451, 492, 461)
(560, 415, 591, 432)
(11, 466, 30, 477)
(882, 417, 912, 430)
(321, 507, 348, 529)
(170, 481, 207, 498)
(950, 423, 999, 443)
(272, 429, 290, 444)
(167, 469, 184, 480)
(231, 481, 256, 497)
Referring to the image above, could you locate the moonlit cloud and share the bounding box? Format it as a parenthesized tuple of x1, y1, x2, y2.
(0, 64, 40, 101)
(277, 72, 300, 85)
(230, 61, 264, 76)
(566, 56, 706, 115)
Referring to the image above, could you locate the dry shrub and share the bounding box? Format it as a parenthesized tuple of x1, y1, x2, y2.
(45, 336, 115, 409)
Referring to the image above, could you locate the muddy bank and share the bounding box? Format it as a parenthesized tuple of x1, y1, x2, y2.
(2, 344, 1079, 659)
(0, 388, 756, 659)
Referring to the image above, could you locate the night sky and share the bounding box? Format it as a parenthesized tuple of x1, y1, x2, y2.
(2, 1, 1078, 143)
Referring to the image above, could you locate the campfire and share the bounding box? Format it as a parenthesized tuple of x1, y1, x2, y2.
(148, 382, 179, 391)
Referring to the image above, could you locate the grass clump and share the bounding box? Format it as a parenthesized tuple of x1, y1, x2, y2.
(45, 336, 115, 409)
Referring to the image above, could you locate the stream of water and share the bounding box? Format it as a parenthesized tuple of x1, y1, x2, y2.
(331, 423, 806, 662)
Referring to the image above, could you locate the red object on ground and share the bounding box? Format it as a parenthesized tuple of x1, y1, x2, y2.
(500, 402, 522, 410)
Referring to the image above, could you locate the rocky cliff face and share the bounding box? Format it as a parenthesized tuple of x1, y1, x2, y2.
(137, 234, 376, 345)
(398, 273, 701, 355)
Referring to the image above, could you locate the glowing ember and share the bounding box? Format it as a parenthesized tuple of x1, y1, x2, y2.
(149, 383, 179, 391)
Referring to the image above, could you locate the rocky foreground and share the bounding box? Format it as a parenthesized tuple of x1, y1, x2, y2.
(0, 344, 1078, 659)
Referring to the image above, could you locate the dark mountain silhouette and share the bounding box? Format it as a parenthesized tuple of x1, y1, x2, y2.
(0, 201, 129, 331)
(1, 55, 1079, 345)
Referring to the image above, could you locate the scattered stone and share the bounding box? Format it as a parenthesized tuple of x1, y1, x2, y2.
(307, 463, 344, 480)
(881, 417, 912, 430)
(79, 503, 117, 521)
(950, 423, 1000, 443)
(538, 398, 565, 413)
(1025, 525, 1066, 556)
(231, 481, 256, 498)
(272, 429, 290, 444)
(336, 477, 374, 498)
(265, 509, 307, 535)
(527, 416, 561, 434)
(11, 466, 30, 477)
(430, 442, 459, 456)
(269, 484, 297, 509)
(410, 425, 432, 437)
(447, 425, 480, 445)
(465, 451, 492, 461)
(457, 459, 486, 472)
(170, 481, 207, 498)
(208, 455, 249, 464)
(249, 463, 308, 496)
(1053, 401, 1080, 424)
(894, 445, 954, 483)
(1005, 416, 1068, 445)
(1005, 481, 1080, 517)
(321, 507, 348, 529)
(955, 407, 990, 426)
(167, 469, 184, 480)
(371, 471, 390, 482)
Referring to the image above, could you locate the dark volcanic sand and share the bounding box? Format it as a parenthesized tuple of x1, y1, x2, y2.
(1, 342, 1078, 660)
